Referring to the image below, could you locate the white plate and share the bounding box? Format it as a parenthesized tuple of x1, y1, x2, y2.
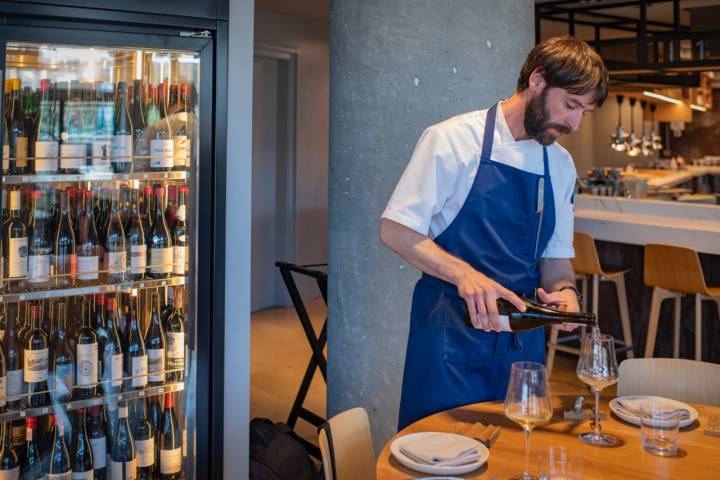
(390, 432, 489, 476)
(609, 395, 698, 428)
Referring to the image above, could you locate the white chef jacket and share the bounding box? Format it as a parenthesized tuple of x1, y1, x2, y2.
(382, 103, 576, 259)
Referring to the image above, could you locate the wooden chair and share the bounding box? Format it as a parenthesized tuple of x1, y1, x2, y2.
(643, 244, 720, 360)
(319, 407, 375, 480)
(618, 358, 720, 407)
(546, 231, 634, 378)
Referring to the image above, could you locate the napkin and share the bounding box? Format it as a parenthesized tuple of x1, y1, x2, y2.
(399, 433, 480, 466)
(615, 398, 690, 420)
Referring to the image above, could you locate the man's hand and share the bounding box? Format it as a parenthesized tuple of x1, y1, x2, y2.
(537, 287, 581, 332)
(457, 269, 526, 333)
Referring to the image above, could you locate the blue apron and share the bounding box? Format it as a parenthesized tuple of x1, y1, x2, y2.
(397, 103, 556, 430)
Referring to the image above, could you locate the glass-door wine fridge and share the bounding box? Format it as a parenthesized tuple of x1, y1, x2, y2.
(0, 7, 224, 478)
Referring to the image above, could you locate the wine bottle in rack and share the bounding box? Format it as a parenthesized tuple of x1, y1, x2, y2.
(49, 301, 74, 403)
(2, 303, 22, 408)
(105, 190, 127, 283)
(93, 294, 108, 389)
(91, 82, 113, 173)
(141, 186, 153, 245)
(34, 78, 59, 174)
(76, 190, 101, 285)
(146, 291, 166, 387)
(110, 402, 137, 480)
(112, 81, 133, 174)
(48, 414, 72, 479)
(164, 185, 176, 227)
(8, 79, 28, 175)
(103, 296, 124, 395)
(173, 186, 188, 276)
(165, 288, 185, 383)
(150, 84, 174, 172)
(54, 189, 77, 288)
(87, 405, 107, 480)
(0, 421, 20, 478)
(126, 189, 147, 281)
(71, 409, 94, 479)
(125, 304, 147, 391)
(148, 187, 172, 279)
(172, 83, 190, 171)
(4, 190, 28, 289)
(24, 305, 49, 407)
(148, 395, 162, 441)
(0, 335, 6, 412)
(24, 416, 43, 480)
(132, 398, 155, 479)
(2, 115, 9, 174)
(75, 299, 98, 400)
(131, 80, 148, 170)
(104, 401, 118, 476)
(158, 392, 181, 479)
(59, 80, 87, 175)
(27, 191, 52, 288)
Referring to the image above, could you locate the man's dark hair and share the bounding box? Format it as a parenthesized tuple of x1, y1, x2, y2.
(517, 35, 608, 107)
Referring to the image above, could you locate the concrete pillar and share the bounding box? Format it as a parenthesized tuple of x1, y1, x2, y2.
(328, 0, 535, 452)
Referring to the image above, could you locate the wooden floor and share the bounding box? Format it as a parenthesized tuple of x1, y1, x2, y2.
(250, 298, 616, 448)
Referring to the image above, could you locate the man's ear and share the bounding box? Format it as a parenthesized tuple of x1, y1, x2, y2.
(527, 68, 546, 94)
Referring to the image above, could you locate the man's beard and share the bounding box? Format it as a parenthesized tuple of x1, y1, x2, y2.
(524, 88, 571, 146)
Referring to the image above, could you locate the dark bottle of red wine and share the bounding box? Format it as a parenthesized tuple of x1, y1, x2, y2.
(2, 303, 22, 409)
(76, 190, 100, 285)
(148, 395, 162, 441)
(463, 296, 597, 332)
(102, 297, 124, 395)
(132, 398, 155, 479)
(49, 301, 74, 403)
(71, 408, 94, 479)
(124, 304, 147, 391)
(75, 299, 98, 399)
(112, 81, 133, 174)
(148, 187, 172, 279)
(126, 189, 147, 281)
(158, 392, 181, 479)
(145, 291, 166, 387)
(0, 420, 20, 477)
(105, 190, 126, 283)
(141, 186, 153, 244)
(27, 190, 52, 288)
(4, 189, 28, 288)
(110, 402, 136, 480)
(165, 288, 185, 383)
(93, 294, 108, 393)
(24, 305, 49, 407)
(172, 186, 188, 276)
(87, 405, 107, 480)
(131, 79, 147, 165)
(24, 416, 43, 479)
(48, 413, 72, 478)
(54, 189, 77, 289)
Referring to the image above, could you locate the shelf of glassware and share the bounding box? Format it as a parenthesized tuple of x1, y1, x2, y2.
(0, 381, 185, 422)
(1, 170, 188, 185)
(0, 275, 187, 303)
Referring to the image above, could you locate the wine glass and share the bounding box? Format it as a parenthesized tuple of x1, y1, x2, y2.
(505, 361, 553, 480)
(576, 333, 619, 446)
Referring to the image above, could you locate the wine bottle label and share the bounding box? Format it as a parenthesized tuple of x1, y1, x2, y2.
(111, 135, 133, 163)
(7, 369, 22, 397)
(172, 245, 187, 275)
(107, 251, 126, 275)
(110, 353, 123, 387)
(23, 348, 49, 382)
(35, 140, 59, 172)
(8, 237, 28, 278)
(173, 135, 188, 167)
(0, 330, 4, 341)
(150, 139, 174, 168)
(109, 459, 136, 480)
(53, 363, 75, 398)
(160, 447, 182, 474)
(136, 438, 154, 467)
(47, 472, 72, 480)
(15, 136, 28, 167)
(2, 144, 8, 170)
(77, 342, 99, 386)
(77, 255, 99, 280)
(497, 315, 511, 332)
(176, 205, 186, 222)
(0, 375, 6, 407)
(150, 247, 172, 274)
(90, 436, 107, 469)
(92, 140, 112, 168)
(54, 252, 78, 277)
(147, 348, 165, 382)
(131, 355, 148, 387)
(71, 470, 93, 480)
(167, 332, 185, 371)
(0, 466, 20, 479)
(10, 425, 24, 447)
(129, 244, 147, 274)
(60, 143, 86, 169)
(28, 254, 51, 283)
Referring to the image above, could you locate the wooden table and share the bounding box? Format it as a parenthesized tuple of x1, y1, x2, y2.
(377, 395, 720, 479)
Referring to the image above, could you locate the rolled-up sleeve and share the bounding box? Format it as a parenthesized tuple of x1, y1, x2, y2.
(541, 155, 576, 259)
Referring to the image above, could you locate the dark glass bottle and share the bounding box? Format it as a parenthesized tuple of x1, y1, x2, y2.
(8, 79, 28, 175)
(165, 288, 185, 383)
(49, 301, 74, 403)
(172, 83, 190, 171)
(105, 190, 126, 283)
(145, 291, 166, 387)
(131, 79, 148, 170)
(87, 405, 107, 480)
(27, 190, 52, 288)
(0, 421, 20, 477)
(76, 190, 100, 285)
(112, 81, 133, 173)
(124, 302, 147, 391)
(59, 80, 86, 175)
(33, 78, 59, 174)
(47, 413, 72, 478)
(71, 409, 94, 479)
(149, 83, 173, 172)
(24, 416, 43, 479)
(110, 402, 136, 480)
(53, 190, 77, 288)
(93, 294, 108, 392)
(23, 305, 49, 407)
(0, 326, 6, 411)
(172, 186, 188, 276)
(126, 189, 146, 281)
(463, 297, 598, 332)
(4, 190, 28, 288)
(75, 299, 98, 399)
(102, 297, 124, 395)
(2, 303, 23, 408)
(148, 187, 172, 279)
(132, 399, 155, 479)
(158, 392, 181, 479)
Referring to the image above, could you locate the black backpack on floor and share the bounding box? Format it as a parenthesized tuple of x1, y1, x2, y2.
(249, 418, 319, 480)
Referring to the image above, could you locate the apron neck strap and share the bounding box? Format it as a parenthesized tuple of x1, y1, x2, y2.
(481, 103, 498, 159)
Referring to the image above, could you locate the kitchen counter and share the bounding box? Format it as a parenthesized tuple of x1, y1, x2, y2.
(632, 166, 720, 188)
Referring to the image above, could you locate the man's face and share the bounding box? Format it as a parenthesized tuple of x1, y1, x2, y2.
(524, 86, 597, 146)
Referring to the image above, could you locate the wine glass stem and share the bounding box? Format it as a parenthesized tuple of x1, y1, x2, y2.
(524, 427, 532, 479)
(593, 389, 601, 435)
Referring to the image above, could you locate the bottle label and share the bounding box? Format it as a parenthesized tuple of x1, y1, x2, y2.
(111, 135, 133, 163)
(498, 315, 511, 332)
(92, 140, 111, 168)
(54, 252, 78, 278)
(107, 251, 126, 275)
(8, 237, 28, 278)
(77, 342, 99, 386)
(167, 332, 185, 371)
(110, 353, 123, 387)
(129, 244, 147, 274)
(172, 245, 186, 275)
(176, 205, 186, 222)
(10, 425, 24, 447)
(35, 140, 59, 172)
(136, 438, 154, 467)
(71, 471, 93, 480)
(173, 135, 188, 167)
(7, 369, 22, 397)
(2, 144, 8, 170)
(0, 375, 6, 407)
(109, 459, 136, 480)
(24, 348, 49, 382)
(15, 136, 28, 167)
(150, 139, 174, 168)
(28, 254, 51, 283)
(147, 348, 165, 382)
(131, 355, 148, 387)
(150, 247, 173, 274)
(90, 436, 107, 469)
(160, 447, 182, 474)
(0, 466, 20, 480)
(0, 330, 3, 341)
(47, 472, 72, 480)
(60, 143, 86, 169)
(77, 255, 99, 280)
(53, 363, 75, 398)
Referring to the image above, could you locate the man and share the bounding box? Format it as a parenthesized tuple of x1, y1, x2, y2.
(380, 36, 608, 430)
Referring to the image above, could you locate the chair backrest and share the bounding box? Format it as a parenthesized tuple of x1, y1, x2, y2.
(618, 358, 720, 406)
(643, 243, 709, 294)
(571, 231, 603, 276)
(319, 407, 376, 480)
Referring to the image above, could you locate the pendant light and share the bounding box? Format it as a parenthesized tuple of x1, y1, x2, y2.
(627, 98, 641, 157)
(649, 103, 662, 151)
(640, 100, 651, 156)
(611, 95, 627, 151)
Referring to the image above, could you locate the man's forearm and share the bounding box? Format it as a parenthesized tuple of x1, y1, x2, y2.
(539, 258, 576, 292)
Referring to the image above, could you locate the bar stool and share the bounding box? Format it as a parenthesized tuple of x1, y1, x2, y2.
(546, 231, 634, 378)
(643, 244, 720, 360)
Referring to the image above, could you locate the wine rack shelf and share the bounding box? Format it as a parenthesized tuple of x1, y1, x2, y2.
(0, 382, 185, 421)
(2, 170, 188, 185)
(0, 275, 187, 303)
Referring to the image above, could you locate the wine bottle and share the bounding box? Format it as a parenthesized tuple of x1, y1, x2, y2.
(8, 79, 28, 175)
(75, 299, 98, 399)
(172, 83, 190, 171)
(27, 191, 52, 288)
(131, 80, 148, 171)
(47, 414, 72, 479)
(49, 302, 74, 403)
(131, 399, 155, 479)
(112, 81, 133, 174)
(59, 80, 86, 175)
(145, 291, 166, 387)
(165, 288, 185, 383)
(148, 396, 162, 439)
(141, 186, 153, 244)
(126, 189, 146, 281)
(158, 392, 181, 479)
(87, 405, 107, 480)
(164, 186, 176, 228)
(34, 79, 59, 174)
(0, 421, 20, 478)
(110, 402, 136, 480)
(0, 339, 5, 411)
(463, 296, 597, 332)
(76, 190, 100, 284)
(2, 303, 22, 408)
(24, 416, 43, 480)
(172, 186, 188, 276)
(93, 294, 108, 391)
(91, 82, 113, 172)
(148, 188, 172, 279)
(71, 409, 94, 479)
(53, 189, 77, 288)
(23, 305, 48, 407)
(105, 190, 126, 283)
(4, 190, 28, 287)
(124, 303, 147, 390)
(149, 84, 174, 172)
(104, 402, 118, 477)
(102, 297, 124, 395)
